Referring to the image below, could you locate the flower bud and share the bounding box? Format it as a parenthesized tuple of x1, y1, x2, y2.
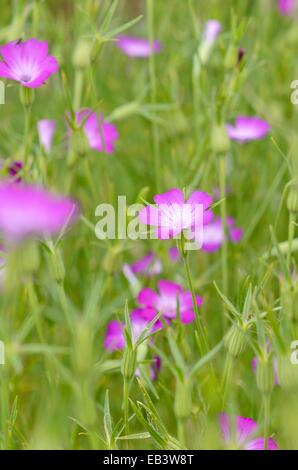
(72, 39, 92, 69)
(211, 124, 230, 155)
(121, 347, 137, 379)
(287, 182, 298, 214)
(224, 323, 249, 358)
(256, 356, 274, 395)
(49, 249, 65, 283)
(174, 379, 192, 419)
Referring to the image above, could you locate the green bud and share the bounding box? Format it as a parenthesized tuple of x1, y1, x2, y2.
(278, 354, 298, 391)
(20, 86, 35, 108)
(224, 43, 238, 70)
(287, 182, 298, 214)
(174, 379, 192, 419)
(256, 356, 274, 395)
(121, 348, 137, 379)
(211, 124, 230, 155)
(280, 275, 298, 323)
(224, 323, 249, 358)
(49, 249, 65, 283)
(72, 39, 92, 69)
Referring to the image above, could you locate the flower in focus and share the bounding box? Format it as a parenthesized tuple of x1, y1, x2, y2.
(219, 414, 278, 450)
(103, 308, 161, 352)
(138, 188, 213, 240)
(0, 182, 79, 242)
(138, 279, 203, 324)
(278, 0, 296, 15)
(116, 36, 161, 57)
(0, 39, 58, 88)
(200, 216, 243, 252)
(226, 116, 271, 143)
(75, 109, 119, 154)
(37, 119, 56, 154)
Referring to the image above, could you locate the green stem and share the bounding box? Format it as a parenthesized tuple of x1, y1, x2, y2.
(23, 106, 32, 172)
(123, 376, 129, 448)
(73, 69, 84, 111)
(219, 154, 228, 297)
(287, 212, 295, 271)
(263, 393, 271, 450)
(177, 418, 186, 448)
(0, 368, 9, 449)
(147, 0, 161, 191)
(221, 353, 233, 406)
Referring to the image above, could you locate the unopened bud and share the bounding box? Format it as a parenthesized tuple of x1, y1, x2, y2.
(121, 347, 137, 379)
(72, 39, 92, 69)
(224, 323, 250, 358)
(49, 249, 65, 283)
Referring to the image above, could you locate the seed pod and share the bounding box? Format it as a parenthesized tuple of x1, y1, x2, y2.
(256, 356, 274, 395)
(224, 323, 249, 358)
(174, 379, 192, 419)
(211, 124, 230, 155)
(121, 347, 137, 379)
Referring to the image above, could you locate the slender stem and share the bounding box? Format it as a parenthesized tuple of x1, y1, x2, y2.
(221, 353, 233, 406)
(123, 376, 129, 448)
(263, 393, 271, 450)
(147, 0, 161, 191)
(182, 250, 209, 355)
(0, 368, 9, 449)
(23, 106, 32, 172)
(219, 154, 228, 297)
(177, 418, 186, 448)
(287, 211, 295, 270)
(73, 69, 84, 111)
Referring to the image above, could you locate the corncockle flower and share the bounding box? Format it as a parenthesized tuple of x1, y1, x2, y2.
(130, 252, 162, 277)
(104, 308, 161, 352)
(227, 116, 271, 143)
(278, 0, 296, 15)
(200, 217, 243, 252)
(75, 109, 119, 154)
(8, 161, 23, 183)
(219, 414, 278, 450)
(202, 20, 222, 43)
(116, 36, 161, 58)
(0, 182, 79, 242)
(0, 39, 58, 88)
(138, 188, 213, 240)
(138, 279, 203, 324)
(37, 119, 56, 154)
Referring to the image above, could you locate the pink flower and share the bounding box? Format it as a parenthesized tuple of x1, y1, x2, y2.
(103, 308, 161, 351)
(200, 217, 243, 252)
(0, 182, 79, 242)
(219, 414, 278, 450)
(138, 188, 213, 240)
(0, 39, 58, 88)
(168, 246, 179, 263)
(116, 36, 161, 58)
(37, 119, 56, 153)
(226, 116, 271, 143)
(130, 251, 162, 277)
(278, 0, 296, 15)
(138, 279, 203, 324)
(75, 109, 119, 154)
(202, 20, 222, 43)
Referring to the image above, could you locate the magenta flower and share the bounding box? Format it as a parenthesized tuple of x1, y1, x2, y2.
(219, 414, 278, 450)
(202, 20, 222, 43)
(168, 246, 179, 263)
(137, 279, 203, 324)
(8, 161, 23, 183)
(226, 116, 271, 143)
(104, 308, 161, 352)
(75, 109, 118, 154)
(0, 39, 58, 88)
(138, 188, 213, 240)
(123, 253, 162, 293)
(37, 119, 56, 154)
(0, 182, 79, 242)
(116, 36, 161, 58)
(278, 0, 296, 15)
(200, 217, 243, 253)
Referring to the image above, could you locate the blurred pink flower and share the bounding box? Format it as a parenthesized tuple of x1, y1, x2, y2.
(168, 246, 179, 262)
(138, 279, 203, 324)
(8, 161, 23, 183)
(278, 0, 296, 15)
(37, 119, 56, 153)
(227, 116, 271, 143)
(103, 308, 161, 351)
(130, 251, 162, 276)
(138, 188, 213, 240)
(116, 36, 161, 57)
(0, 182, 79, 242)
(202, 20, 222, 43)
(75, 109, 119, 154)
(0, 38, 58, 88)
(200, 216, 243, 252)
(219, 414, 278, 450)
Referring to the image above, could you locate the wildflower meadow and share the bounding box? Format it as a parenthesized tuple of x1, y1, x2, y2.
(0, 0, 298, 454)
